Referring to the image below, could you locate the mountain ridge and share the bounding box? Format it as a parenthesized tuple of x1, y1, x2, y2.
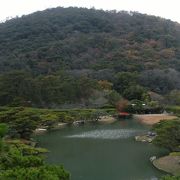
(0, 7, 180, 75)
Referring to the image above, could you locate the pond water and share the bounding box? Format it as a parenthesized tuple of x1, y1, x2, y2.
(35, 119, 167, 180)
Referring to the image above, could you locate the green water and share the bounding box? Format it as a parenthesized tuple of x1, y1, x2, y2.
(36, 119, 166, 180)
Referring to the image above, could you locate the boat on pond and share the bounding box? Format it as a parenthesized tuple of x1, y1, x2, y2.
(118, 112, 131, 118)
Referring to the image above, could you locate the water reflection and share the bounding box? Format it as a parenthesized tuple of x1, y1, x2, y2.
(66, 129, 144, 139)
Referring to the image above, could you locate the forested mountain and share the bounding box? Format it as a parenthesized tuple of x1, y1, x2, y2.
(0, 7, 180, 107)
(0, 7, 180, 74)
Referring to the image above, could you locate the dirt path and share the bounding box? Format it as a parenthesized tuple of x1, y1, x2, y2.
(134, 114, 177, 125)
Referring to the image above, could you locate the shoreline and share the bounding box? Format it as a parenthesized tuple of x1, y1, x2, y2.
(153, 154, 180, 176)
(34, 115, 117, 134)
(134, 114, 180, 175)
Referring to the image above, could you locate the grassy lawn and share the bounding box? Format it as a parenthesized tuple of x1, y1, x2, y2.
(166, 106, 180, 116)
(170, 152, 180, 156)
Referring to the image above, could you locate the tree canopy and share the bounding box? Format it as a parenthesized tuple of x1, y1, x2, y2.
(152, 119, 180, 152)
(0, 7, 180, 106)
(0, 123, 70, 180)
(0, 7, 180, 74)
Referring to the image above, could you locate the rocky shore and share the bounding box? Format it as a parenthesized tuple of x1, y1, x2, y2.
(135, 132, 156, 143)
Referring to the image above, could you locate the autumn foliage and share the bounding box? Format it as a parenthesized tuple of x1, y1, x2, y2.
(116, 99, 129, 113)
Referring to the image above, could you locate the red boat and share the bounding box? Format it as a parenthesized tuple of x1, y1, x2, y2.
(118, 112, 131, 118)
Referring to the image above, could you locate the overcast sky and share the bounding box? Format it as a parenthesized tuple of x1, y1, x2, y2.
(0, 0, 180, 23)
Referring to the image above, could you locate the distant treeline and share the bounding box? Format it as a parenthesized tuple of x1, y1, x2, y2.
(0, 71, 100, 107)
(0, 70, 179, 108)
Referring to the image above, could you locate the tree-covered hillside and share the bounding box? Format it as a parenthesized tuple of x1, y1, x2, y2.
(0, 7, 180, 74)
(0, 7, 180, 107)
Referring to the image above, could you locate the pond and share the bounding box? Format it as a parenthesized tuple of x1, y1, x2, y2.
(35, 118, 167, 180)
